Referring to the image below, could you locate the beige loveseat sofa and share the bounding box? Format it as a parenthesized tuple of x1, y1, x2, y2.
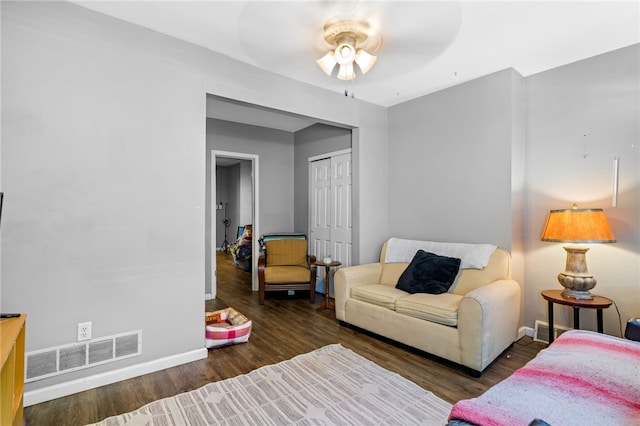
(334, 238, 521, 375)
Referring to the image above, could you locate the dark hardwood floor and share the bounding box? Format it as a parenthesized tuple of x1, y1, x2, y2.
(25, 251, 545, 425)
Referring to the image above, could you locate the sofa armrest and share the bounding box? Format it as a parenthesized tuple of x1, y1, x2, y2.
(334, 263, 383, 321)
(458, 279, 521, 372)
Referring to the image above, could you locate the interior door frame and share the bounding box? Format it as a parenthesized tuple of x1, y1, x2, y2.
(211, 150, 260, 297)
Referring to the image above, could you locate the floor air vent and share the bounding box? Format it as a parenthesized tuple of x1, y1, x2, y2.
(26, 330, 142, 382)
(533, 320, 571, 343)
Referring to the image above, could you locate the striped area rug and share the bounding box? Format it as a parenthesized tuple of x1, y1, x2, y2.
(90, 344, 452, 425)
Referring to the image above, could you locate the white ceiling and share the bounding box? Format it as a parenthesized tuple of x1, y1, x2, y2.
(71, 1, 639, 108)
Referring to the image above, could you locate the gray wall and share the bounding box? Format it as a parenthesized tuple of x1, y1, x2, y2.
(387, 69, 526, 324)
(226, 164, 240, 245)
(293, 124, 352, 234)
(387, 46, 639, 333)
(387, 69, 520, 251)
(215, 166, 229, 248)
(510, 70, 527, 320)
(239, 160, 252, 226)
(206, 119, 295, 233)
(2, 1, 207, 391)
(214, 161, 252, 248)
(1, 1, 388, 397)
(524, 44, 640, 333)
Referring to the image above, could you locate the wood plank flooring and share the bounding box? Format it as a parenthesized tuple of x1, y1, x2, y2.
(24, 251, 545, 425)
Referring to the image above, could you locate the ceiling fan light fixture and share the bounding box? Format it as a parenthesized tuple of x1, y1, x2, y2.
(317, 19, 381, 81)
(316, 51, 337, 75)
(335, 33, 357, 65)
(354, 49, 377, 74)
(337, 63, 355, 81)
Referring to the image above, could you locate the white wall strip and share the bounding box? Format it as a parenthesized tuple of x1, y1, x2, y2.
(612, 156, 619, 207)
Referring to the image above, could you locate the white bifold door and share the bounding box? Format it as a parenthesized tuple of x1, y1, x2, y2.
(309, 151, 352, 295)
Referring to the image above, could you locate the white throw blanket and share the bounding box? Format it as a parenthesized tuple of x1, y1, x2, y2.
(385, 238, 497, 269)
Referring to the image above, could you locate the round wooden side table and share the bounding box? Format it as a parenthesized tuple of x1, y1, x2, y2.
(315, 260, 341, 311)
(541, 289, 612, 344)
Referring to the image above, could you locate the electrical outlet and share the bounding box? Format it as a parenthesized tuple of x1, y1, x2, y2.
(77, 322, 92, 341)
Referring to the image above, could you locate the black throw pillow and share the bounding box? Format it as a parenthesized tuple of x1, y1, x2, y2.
(396, 250, 461, 294)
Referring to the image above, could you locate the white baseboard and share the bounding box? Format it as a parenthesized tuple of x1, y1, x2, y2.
(522, 326, 534, 338)
(24, 347, 208, 407)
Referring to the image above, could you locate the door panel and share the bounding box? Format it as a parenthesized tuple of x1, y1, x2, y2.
(331, 153, 352, 268)
(310, 159, 331, 261)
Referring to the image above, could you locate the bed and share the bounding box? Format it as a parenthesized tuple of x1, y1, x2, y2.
(447, 329, 640, 426)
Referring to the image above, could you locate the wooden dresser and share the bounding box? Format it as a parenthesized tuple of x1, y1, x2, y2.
(1, 314, 26, 426)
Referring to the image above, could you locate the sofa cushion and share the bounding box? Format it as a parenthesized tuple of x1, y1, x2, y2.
(351, 284, 408, 310)
(395, 293, 463, 326)
(380, 263, 410, 286)
(396, 250, 461, 294)
(449, 249, 511, 295)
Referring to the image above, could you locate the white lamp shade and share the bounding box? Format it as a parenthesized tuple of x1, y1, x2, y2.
(337, 63, 355, 80)
(355, 49, 377, 74)
(316, 51, 337, 75)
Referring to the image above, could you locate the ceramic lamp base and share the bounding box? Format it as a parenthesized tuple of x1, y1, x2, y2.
(557, 245, 596, 300)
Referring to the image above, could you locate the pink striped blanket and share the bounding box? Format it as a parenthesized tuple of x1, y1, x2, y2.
(448, 330, 640, 426)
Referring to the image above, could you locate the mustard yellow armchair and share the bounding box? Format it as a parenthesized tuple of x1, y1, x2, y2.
(258, 239, 317, 305)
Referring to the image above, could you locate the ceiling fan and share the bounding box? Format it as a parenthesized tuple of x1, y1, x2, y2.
(235, 1, 462, 88)
(315, 18, 382, 80)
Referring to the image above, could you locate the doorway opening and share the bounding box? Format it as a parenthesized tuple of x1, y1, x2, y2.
(205, 94, 360, 301)
(209, 151, 259, 299)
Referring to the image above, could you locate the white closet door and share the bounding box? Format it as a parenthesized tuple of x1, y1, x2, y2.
(330, 153, 352, 268)
(309, 153, 352, 296)
(309, 158, 331, 261)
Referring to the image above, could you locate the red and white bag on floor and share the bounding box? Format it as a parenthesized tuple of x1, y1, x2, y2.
(205, 307, 252, 348)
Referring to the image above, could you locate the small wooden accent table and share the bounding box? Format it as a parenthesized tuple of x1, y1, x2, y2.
(541, 289, 612, 344)
(315, 260, 341, 311)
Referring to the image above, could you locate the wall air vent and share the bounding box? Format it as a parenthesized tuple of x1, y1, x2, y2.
(25, 330, 142, 383)
(533, 320, 571, 344)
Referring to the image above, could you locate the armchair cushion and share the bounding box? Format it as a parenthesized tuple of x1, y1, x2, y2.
(264, 266, 313, 283)
(396, 250, 461, 294)
(265, 239, 308, 267)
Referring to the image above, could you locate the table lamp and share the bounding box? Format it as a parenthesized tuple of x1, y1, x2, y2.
(541, 205, 616, 300)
